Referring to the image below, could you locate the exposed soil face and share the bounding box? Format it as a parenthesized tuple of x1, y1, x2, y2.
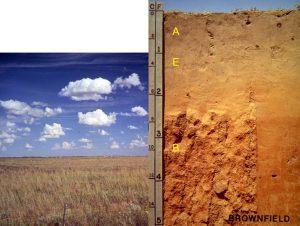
(164, 111, 257, 225)
(163, 10, 300, 226)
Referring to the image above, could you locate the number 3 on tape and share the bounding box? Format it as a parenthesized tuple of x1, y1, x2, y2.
(156, 130, 162, 137)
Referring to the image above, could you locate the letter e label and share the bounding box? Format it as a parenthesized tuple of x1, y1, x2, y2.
(172, 58, 179, 67)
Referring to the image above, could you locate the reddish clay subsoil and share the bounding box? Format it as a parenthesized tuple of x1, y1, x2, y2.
(163, 10, 300, 226)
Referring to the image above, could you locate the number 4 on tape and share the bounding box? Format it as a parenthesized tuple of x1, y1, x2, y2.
(156, 173, 162, 180)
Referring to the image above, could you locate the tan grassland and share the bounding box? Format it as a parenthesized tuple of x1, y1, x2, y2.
(0, 156, 148, 226)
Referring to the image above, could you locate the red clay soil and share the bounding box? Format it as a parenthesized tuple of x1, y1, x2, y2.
(163, 10, 300, 226)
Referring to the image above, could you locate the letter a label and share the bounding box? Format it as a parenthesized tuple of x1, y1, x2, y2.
(172, 27, 180, 36)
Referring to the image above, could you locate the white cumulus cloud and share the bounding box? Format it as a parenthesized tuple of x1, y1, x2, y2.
(24, 118, 35, 125)
(128, 125, 138, 130)
(39, 123, 65, 141)
(78, 109, 116, 126)
(25, 143, 33, 150)
(59, 77, 112, 101)
(110, 141, 120, 149)
(58, 73, 144, 102)
(81, 142, 93, 149)
(32, 101, 48, 107)
(6, 122, 16, 128)
(62, 141, 75, 150)
(0, 132, 16, 144)
(79, 138, 91, 143)
(0, 99, 62, 120)
(44, 107, 62, 117)
(119, 106, 148, 117)
(15, 127, 31, 136)
(79, 138, 93, 149)
(52, 141, 76, 150)
(131, 106, 148, 116)
(17, 127, 31, 133)
(112, 73, 144, 91)
(129, 137, 147, 149)
(24, 127, 31, 132)
(99, 129, 109, 136)
(119, 112, 131, 116)
(3, 138, 15, 144)
(0, 99, 30, 115)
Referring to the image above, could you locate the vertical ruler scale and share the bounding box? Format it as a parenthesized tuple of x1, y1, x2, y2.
(155, 1, 163, 226)
(149, 1, 163, 226)
(148, 1, 156, 226)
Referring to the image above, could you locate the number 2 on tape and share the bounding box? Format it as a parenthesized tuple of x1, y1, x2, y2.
(156, 88, 161, 95)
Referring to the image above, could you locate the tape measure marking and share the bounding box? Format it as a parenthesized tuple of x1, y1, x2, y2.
(148, 1, 164, 225)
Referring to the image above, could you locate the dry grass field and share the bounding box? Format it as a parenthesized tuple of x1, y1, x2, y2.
(0, 156, 148, 226)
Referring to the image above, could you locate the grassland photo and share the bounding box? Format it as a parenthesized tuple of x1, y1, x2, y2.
(0, 53, 148, 225)
(0, 156, 148, 225)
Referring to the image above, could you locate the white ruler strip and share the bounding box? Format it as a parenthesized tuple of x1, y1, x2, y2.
(148, 1, 163, 225)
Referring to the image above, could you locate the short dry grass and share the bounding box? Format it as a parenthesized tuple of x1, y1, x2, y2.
(0, 156, 148, 226)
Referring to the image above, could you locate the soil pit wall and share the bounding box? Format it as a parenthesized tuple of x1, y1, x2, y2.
(163, 10, 300, 226)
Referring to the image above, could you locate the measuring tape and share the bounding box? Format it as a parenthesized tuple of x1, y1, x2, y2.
(148, 1, 163, 225)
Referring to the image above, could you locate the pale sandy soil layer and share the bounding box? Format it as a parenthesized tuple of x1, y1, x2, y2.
(163, 10, 300, 226)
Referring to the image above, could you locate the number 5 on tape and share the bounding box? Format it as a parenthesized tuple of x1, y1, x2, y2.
(156, 217, 162, 224)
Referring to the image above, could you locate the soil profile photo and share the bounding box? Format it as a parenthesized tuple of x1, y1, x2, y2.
(162, 1, 300, 226)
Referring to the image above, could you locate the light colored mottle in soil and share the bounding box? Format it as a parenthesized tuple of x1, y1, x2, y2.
(0, 156, 148, 226)
(164, 9, 300, 226)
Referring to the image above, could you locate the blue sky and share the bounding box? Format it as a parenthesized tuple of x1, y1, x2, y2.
(164, 0, 299, 12)
(0, 53, 148, 157)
